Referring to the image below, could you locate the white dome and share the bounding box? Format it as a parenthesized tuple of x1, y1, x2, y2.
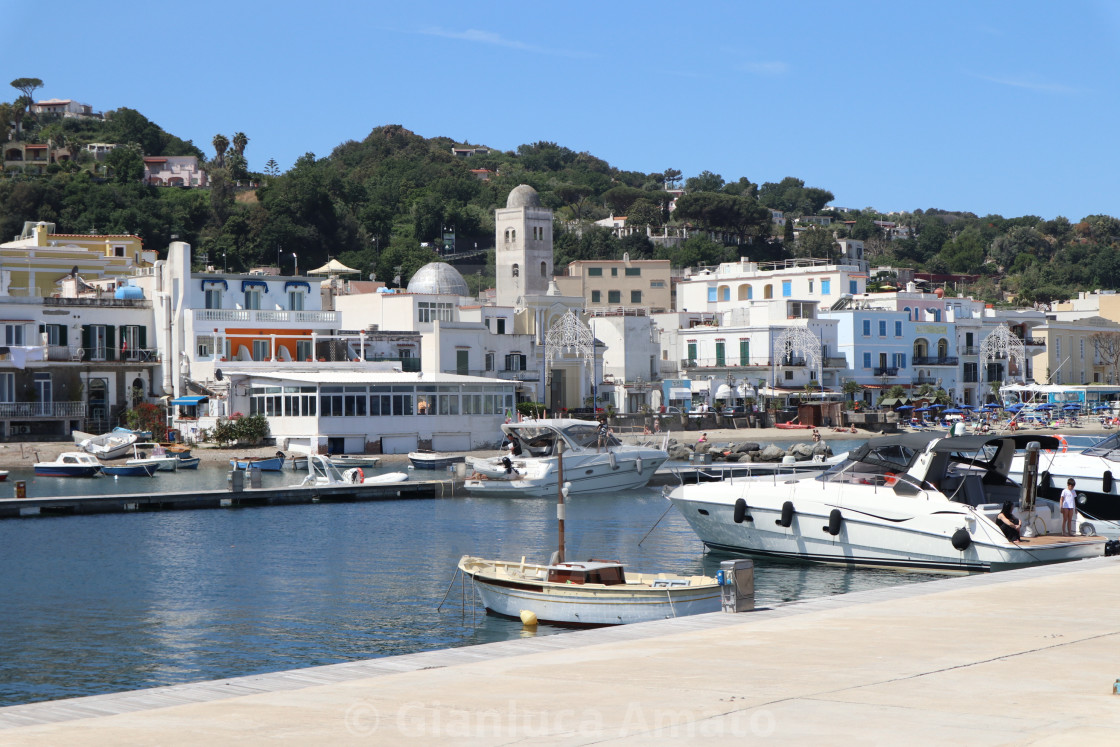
(407, 262, 469, 296)
(506, 184, 541, 209)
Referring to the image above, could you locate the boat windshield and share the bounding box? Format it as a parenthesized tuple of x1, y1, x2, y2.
(1082, 431, 1120, 458)
(561, 423, 621, 449)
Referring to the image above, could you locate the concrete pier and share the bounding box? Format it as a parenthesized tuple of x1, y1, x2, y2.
(2, 557, 1118, 743)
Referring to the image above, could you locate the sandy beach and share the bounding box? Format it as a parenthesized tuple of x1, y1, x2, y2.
(3, 421, 1112, 470)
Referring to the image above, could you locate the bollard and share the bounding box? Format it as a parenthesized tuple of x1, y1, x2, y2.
(719, 558, 755, 613)
(15, 480, 26, 499)
(229, 469, 244, 492)
(249, 466, 262, 489)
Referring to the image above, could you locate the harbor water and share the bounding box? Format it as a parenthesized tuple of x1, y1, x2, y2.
(0, 442, 943, 707)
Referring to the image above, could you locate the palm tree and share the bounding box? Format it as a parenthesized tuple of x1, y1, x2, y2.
(212, 134, 229, 167)
(232, 131, 248, 156)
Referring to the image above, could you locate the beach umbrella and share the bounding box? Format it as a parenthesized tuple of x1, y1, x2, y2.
(942, 408, 962, 414)
(896, 405, 913, 410)
(961, 404, 975, 410)
(1035, 403, 1053, 409)
(914, 406, 931, 412)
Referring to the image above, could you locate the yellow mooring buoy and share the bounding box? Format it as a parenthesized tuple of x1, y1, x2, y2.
(520, 610, 538, 626)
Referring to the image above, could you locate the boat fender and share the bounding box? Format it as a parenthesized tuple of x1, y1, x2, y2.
(356, 467, 363, 484)
(733, 498, 752, 524)
(635, 456, 643, 474)
(951, 528, 972, 551)
(520, 610, 538, 627)
(825, 509, 842, 536)
(1104, 470, 1114, 493)
(1038, 470, 1051, 491)
(775, 501, 794, 528)
(609, 451, 617, 470)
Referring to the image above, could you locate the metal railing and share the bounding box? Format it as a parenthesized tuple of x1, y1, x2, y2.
(874, 367, 900, 376)
(193, 309, 340, 324)
(0, 401, 86, 417)
(912, 356, 959, 366)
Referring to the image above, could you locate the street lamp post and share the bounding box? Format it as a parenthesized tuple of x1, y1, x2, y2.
(292, 252, 298, 276)
(222, 252, 227, 274)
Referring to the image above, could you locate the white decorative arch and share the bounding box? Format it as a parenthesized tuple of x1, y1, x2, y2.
(545, 309, 594, 367)
(775, 326, 822, 384)
(980, 324, 1026, 386)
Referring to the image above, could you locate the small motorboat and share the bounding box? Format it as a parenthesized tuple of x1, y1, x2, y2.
(129, 443, 179, 472)
(294, 455, 408, 487)
(103, 461, 160, 477)
(408, 451, 465, 470)
(362, 471, 409, 485)
(329, 454, 382, 468)
(176, 455, 201, 469)
(34, 452, 103, 477)
(231, 451, 286, 471)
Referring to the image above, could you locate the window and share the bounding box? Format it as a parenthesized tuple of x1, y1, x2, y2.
(821, 279, 831, 295)
(879, 320, 887, 337)
(863, 352, 872, 369)
(496, 318, 506, 334)
(252, 340, 271, 361)
(650, 280, 666, 288)
(898, 353, 907, 369)
(40, 323, 67, 346)
(591, 290, 601, 303)
(687, 342, 697, 365)
(862, 320, 871, 336)
(485, 352, 495, 371)
(808, 279, 814, 294)
(512, 264, 520, 278)
(611, 267, 618, 276)
(504, 353, 527, 371)
(764, 285, 773, 299)
(625, 267, 641, 276)
(739, 339, 749, 365)
(849, 280, 858, 294)
(782, 280, 792, 297)
(715, 341, 726, 366)
(608, 290, 621, 304)
(588, 267, 603, 277)
(708, 287, 717, 303)
(895, 321, 903, 337)
(541, 261, 547, 277)
(205, 288, 222, 309)
(630, 290, 642, 303)
(296, 340, 313, 361)
(197, 335, 213, 358)
(249, 386, 283, 417)
(456, 350, 469, 375)
(1081, 338, 1085, 361)
(418, 301, 454, 323)
(4, 324, 25, 346)
(288, 291, 304, 311)
(0, 372, 13, 403)
(282, 386, 317, 417)
(120, 325, 143, 360)
(244, 288, 262, 310)
(719, 286, 730, 302)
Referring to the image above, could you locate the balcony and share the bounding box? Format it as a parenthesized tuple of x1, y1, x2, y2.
(193, 309, 340, 325)
(874, 367, 899, 377)
(447, 369, 541, 382)
(912, 356, 959, 366)
(0, 401, 86, 418)
(961, 346, 980, 356)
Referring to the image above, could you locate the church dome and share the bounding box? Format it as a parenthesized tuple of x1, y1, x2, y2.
(506, 184, 541, 209)
(407, 262, 470, 296)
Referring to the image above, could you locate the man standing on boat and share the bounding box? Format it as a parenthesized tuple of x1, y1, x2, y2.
(597, 418, 612, 452)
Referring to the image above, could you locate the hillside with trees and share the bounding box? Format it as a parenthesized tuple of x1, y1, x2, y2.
(2, 80, 1119, 304)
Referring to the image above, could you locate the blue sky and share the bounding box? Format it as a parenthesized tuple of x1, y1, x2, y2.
(10, 1, 1120, 221)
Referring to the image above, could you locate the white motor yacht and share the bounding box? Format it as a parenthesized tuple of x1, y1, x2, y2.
(463, 418, 668, 497)
(1009, 430, 1120, 522)
(668, 433, 1106, 573)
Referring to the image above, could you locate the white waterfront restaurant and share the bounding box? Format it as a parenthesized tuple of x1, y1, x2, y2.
(203, 368, 517, 455)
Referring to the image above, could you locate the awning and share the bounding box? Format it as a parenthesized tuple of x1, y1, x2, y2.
(171, 396, 208, 406)
(241, 280, 269, 292)
(284, 281, 311, 292)
(669, 387, 691, 399)
(202, 279, 228, 290)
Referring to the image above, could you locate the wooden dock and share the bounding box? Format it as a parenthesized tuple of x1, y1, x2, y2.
(0, 479, 457, 519)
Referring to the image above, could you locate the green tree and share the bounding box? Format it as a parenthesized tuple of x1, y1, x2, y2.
(212, 133, 229, 167)
(684, 170, 724, 193)
(626, 198, 662, 227)
(232, 131, 249, 156)
(796, 225, 838, 260)
(10, 77, 43, 127)
(662, 167, 682, 188)
(264, 158, 280, 176)
(104, 145, 144, 183)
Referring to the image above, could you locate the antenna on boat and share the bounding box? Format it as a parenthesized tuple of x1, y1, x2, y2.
(556, 440, 567, 564)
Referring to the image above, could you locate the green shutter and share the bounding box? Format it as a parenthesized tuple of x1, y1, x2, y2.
(106, 326, 116, 361)
(59, 325, 67, 346)
(138, 326, 146, 350)
(81, 325, 91, 357)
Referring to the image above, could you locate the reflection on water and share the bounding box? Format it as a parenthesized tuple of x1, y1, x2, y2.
(0, 465, 941, 706)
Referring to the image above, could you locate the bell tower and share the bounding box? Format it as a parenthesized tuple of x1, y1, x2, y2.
(495, 184, 553, 307)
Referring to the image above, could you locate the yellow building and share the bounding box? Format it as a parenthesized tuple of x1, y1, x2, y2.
(555, 256, 672, 313)
(1027, 316, 1120, 385)
(1, 221, 154, 297)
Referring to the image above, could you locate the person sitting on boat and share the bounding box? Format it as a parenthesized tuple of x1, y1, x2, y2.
(995, 501, 1022, 542)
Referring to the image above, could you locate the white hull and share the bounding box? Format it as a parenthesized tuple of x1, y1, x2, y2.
(78, 432, 138, 460)
(459, 557, 719, 626)
(466, 452, 668, 497)
(670, 474, 1103, 574)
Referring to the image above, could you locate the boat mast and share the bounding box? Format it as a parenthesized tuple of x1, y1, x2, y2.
(557, 439, 565, 563)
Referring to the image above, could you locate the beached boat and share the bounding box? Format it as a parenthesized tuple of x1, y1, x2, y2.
(668, 433, 1106, 574)
(75, 430, 138, 460)
(407, 451, 465, 470)
(463, 418, 668, 498)
(34, 452, 103, 477)
(775, 422, 811, 430)
(230, 452, 286, 471)
(102, 461, 160, 477)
